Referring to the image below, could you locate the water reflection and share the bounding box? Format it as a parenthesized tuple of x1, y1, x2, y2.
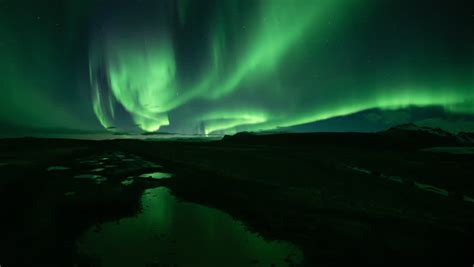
(77, 187, 302, 266)
(47, 166, 69, 171)
(414, 182, 449, 196)
(139, 172, 172, 179)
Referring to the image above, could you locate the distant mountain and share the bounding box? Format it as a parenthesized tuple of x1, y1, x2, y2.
(384, 123, 454, 137)
(222, 131, 255, 141)
(457, 132, 474, 144)
(381, 123, 472, 147)
(222, 123, 472, 149)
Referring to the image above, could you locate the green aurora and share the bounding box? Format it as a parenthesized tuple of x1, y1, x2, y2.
(1, 0, 473, 135)
(89, 0, 474, 134)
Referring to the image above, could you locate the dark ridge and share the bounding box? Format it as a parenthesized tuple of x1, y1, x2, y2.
(458, 132, 474, 143)
(381, 123, 464, 147)
(221, 124, 467, 149)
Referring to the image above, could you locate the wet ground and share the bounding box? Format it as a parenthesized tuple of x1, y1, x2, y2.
(1, 137, 474, 266)
(78, 187, 302, 266)
(48, 150, 303, 266)
(346, 164, 474, 201)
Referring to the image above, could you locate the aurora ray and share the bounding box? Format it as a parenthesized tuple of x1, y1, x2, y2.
(1, 0, 472, 136)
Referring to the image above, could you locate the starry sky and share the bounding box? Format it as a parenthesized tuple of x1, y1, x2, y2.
(0, 0, 473, 136)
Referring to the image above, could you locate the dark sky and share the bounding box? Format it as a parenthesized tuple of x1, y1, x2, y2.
(0, 0, 473, 136)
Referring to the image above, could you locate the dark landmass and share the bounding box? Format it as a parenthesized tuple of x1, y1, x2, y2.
(1, 125, 474, 266)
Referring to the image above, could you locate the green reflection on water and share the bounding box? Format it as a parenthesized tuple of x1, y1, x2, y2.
(139, 172, 172, 179)
(77, 187, 302, 266)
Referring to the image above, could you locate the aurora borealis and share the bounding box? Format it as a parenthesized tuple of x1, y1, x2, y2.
(1, 0, 473, 136)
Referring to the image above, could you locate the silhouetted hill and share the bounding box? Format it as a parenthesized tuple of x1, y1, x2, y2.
(458, 132, 474, 144)
(222, 123, 469, 149)
(383, 123, 454, 137)
(380, 123, 463, 147)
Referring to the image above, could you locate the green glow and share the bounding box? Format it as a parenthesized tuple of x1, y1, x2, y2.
(242, 86, 474, 132)
(91, 37, 175, 131)
(0, 20, 83, 130)
(78, 187, 302, 266)
(92, 87, 111, 129)
(1, 1, 472, 135)
(89, 1, 474, 134)
(200, 110, 268, 135)
(203, 0, 332, 99)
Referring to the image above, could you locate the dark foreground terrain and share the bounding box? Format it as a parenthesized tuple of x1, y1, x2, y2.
(1, 128, 474, 266)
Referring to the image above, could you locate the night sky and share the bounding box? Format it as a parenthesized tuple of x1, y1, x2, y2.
(1, 0, 473, 136)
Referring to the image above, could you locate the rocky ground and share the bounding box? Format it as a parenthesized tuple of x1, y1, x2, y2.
(1, 135, 473, 266)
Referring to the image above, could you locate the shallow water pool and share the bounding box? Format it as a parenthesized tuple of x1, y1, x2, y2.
(77, 187, 302, 266)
